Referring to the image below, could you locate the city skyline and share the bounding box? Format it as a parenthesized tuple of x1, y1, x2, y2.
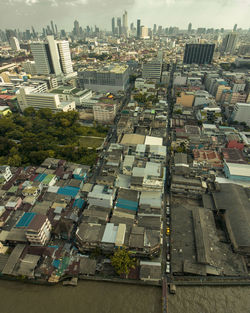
(1, 0, 249, 31)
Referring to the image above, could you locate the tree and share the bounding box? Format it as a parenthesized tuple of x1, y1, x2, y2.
(111, 247, 136, 277)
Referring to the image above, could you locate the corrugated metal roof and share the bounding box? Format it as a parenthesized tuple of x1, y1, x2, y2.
(57, 186, 79, 198)
(101, 223, 118, 243)
(115, 224, 126, 246)
(15, 212, 36, 228)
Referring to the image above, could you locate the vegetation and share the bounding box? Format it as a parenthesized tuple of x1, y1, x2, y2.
(0, 108, 108, 167)
(134, 93, 158, 104)
(111, 247, 136, 277)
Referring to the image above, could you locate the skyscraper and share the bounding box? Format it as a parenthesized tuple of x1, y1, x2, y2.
(51, 21, 55, 35)
(57, 40, 73, 74)
(47, 35, 62, 76)
(183, 44, 215, 64)
(137, 19, 141, 38)
(188, 22, 192, 33)
(221, 32, 238, 54)
(153, 24, 157, 34)
(30, 36, 73, 76)
(112, 17, 115, 35)
(9, 37, 20, 51)
(117, 17, 122, 36)
(73, 20, 80, 37)
(233, 24, 237, 32)
(122, 10, 128, 36)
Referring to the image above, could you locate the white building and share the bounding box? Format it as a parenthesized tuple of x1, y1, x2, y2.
(232, 103, 250, 126)
(141, 26, 149, 39)
(88, 185, 115, 208)
(9, 37, 20, 51)
(47, 35, 62, 76)
(30, 36, 73, 76)
(25, 215, 52, 245)
(0, 166, 12, 183)
(57, 40, 73, 74)
(17, 87, 75, 112)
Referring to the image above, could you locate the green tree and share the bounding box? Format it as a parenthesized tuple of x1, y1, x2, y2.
(111, 248, 136, 277)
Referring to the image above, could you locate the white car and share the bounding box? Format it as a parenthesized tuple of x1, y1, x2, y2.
(166, 261, 170, 273)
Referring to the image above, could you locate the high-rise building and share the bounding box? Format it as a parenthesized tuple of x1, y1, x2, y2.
(221, 32, 238, 54)
(233, 24, 237, 32)
(9, 37, 20, 51)
(188, 22, 192, 33)
(122, 10, 128, 36)
(57, 40, 73, 74)
(183, 44, 215, 64)
(117, 17, 122, 36)
(30, 42, 51, 75)
(112, 17, 115, 35)
(51, 20, 55, 35)
(153, 24, 157, 34)
(47, 35, 62, 76)
(137, 19, 141, 38)
(73, 20, 80, 37)
(141, 26, 148, 39)
(232, 103, 250, 126)
(30, 36, 73, 76)
(142, 59, 162, 81)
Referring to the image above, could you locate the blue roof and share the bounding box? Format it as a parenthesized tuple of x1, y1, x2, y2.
(53, 259, 60, 269)
(16, 212, 36, 228)
(116, 198, 138, 211)
(73, 174, 85, 181)
(34, 173, 47, 182)
(57, 186, 80, 198)
(73, 198, 85, 209)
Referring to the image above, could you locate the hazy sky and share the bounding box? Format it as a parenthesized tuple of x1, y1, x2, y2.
(1, 0, 249, 31)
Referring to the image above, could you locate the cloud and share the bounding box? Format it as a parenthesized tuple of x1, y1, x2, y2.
(0, 0, 249, 30)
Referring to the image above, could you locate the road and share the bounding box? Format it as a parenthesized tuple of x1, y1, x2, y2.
(161, 63, 176, 313)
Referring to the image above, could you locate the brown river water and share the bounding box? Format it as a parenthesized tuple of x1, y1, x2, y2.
(0, 280, 250, 313)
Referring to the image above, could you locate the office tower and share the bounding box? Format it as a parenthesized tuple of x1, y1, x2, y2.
(122, 10, 128, 36)
(183, 44, 215, 64)
(30, 42, 51, 75)
(55, 24, 58, 35)
(5, 29, 16, 42)
(221, 32, 238, 54)
(9, 37, 20, 51)
(153, 24, 157, 34)
(73, 20, 80, 37)
(57, 40, 73, 74)
(232, 103, 250, 126)
(130, 23, 134, 31)
(23, 60, 37, 75)
(112, 17, 115, 35)
(47, 35, 62, 76)
(233, 24, 237, 32)
(31, 26, 36, 39)
(137, 19, 141, 38)
(188, 22, 192, 33)
(142, 59, 162, 81)
(51, 21, 55, 35)
(30, 36, 73, 76)
(61, 29, 66, 37)
(117, 17, 122, 36)
(141, 26, 148, 39)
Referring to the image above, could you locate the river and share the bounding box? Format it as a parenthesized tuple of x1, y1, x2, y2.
(0, 280, 250, 313)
